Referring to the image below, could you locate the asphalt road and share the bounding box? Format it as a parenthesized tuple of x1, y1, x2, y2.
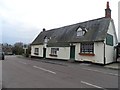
(2, 55, 119, 89)
(0, 60, 2, 89)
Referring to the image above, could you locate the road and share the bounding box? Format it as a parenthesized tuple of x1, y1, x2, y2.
(0, 60, 2, 89)
(2, 55, 119, 89)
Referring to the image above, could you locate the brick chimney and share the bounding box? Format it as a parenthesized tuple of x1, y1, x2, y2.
(105, 1, 111, 18)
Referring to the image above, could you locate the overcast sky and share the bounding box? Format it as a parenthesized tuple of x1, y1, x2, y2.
(118, 1, 120, 42)
(0, 0, 119, 44)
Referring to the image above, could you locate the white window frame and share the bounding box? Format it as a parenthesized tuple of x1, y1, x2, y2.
(34, 48, 39, 55)
(80, 43, 94, 54)
(77, 27, 85, 36)
(44, 36, 48, 44)
(51, 48, 58, 55)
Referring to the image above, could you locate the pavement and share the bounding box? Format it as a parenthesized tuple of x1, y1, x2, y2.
(104, 63, 120, 70)
(104, 57, 120, 70)
(19, 55, 120, 70)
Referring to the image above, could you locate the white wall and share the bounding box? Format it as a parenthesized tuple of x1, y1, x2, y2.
(46, 47, 70, 60)
(31, 42, 106, 64)
(75, 42, 104, 64)
(105, 44, 114, 63)
(105, 21, 117, 64)
(31, 45, 43, 57)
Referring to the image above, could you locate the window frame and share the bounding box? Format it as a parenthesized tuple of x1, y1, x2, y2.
(34, 48, 39, 55)
(77, 27, 85, 37)
(106, 34, 113, 46)
(50, 48, 59, 57)
(80, 43, 94, 55)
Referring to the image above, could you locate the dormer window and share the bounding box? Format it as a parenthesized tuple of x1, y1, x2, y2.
(77, 27, 85, 36)
(44, 36, 48, 43)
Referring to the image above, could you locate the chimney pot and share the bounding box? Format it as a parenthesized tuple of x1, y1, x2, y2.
(107, 1, 109, 9)
(105, 1, 111, 18)
(43, 28, 46, 32)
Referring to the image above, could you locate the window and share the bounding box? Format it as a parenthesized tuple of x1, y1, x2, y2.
(44, 36, 48, 44)
(106, 34, 113, 46)
(50, 48, 59, 56)
(80, 43, 94, 54)
(77, 28, 85, 36)
(34, 48, 39, 55)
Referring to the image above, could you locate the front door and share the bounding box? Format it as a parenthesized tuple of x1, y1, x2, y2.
(43, 48, 46, 58)
(70, 46, 75, 60)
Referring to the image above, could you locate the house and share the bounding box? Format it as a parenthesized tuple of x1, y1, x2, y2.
(31, 2, 118, 65)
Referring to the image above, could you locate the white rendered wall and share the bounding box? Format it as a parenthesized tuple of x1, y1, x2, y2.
(75, 42, 104, 64)
(46, 47, 70, 60)
(105, 21, 117, 64)
(31, 45, 43, 57)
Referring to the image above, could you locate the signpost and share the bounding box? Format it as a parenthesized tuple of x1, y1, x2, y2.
(23, 44, 28, 57)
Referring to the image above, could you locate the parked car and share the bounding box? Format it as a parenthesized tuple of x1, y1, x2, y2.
(0, 51, 5, 60)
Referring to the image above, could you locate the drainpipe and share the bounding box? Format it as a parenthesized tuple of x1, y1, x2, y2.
(103, 41, 106, 65)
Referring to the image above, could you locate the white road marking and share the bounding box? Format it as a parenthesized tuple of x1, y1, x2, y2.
(33, 65, 56, 74)
(81, 68, 119, 76)
(81, 81, 107, 90)
(18, 61, 27, 65)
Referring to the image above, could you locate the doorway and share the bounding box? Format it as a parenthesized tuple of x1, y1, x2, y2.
(70, 46, 75, 60)
(43, 48, 46, 58)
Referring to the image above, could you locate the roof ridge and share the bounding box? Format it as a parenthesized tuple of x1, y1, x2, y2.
(43, 17, 110, 32)
(31, 17, 111, 45)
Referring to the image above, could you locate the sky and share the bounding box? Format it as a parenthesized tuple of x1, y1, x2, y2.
(0, 0, 119, 44)
(118, 1, 120, 42)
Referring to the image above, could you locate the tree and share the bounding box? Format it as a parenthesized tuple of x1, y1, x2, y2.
(2, 43, 13, 55)
(12, 42, 24, 55)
